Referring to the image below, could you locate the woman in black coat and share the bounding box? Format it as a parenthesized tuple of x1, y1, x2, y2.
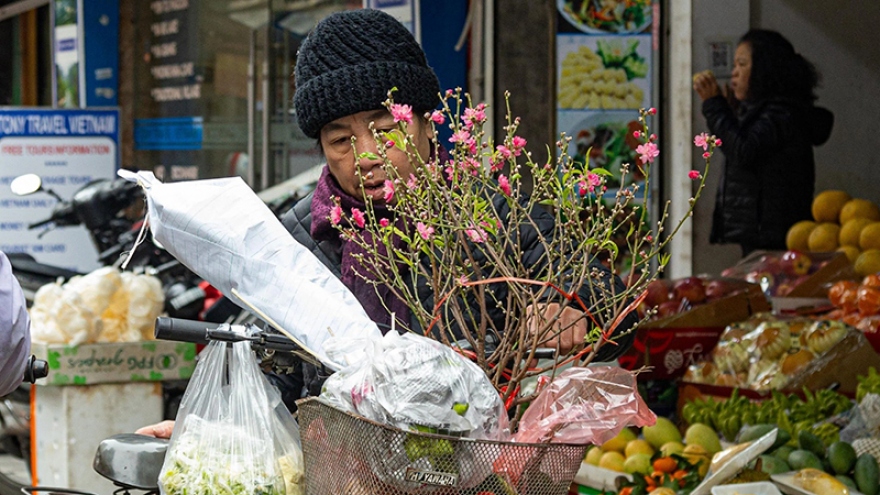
(694, 29, 834, 257)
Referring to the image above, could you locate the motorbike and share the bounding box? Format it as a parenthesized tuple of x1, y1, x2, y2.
(1, 174, 208, 495)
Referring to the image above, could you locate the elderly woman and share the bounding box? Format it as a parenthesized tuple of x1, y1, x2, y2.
(138, 9, 636, 435)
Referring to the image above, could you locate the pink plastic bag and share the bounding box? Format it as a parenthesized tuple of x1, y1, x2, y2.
(513, 366, 656, 445)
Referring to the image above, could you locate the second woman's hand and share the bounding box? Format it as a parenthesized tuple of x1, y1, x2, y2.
(693, 70, 722, 101)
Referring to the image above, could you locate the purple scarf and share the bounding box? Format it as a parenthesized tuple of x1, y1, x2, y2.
(310, 166, 410, 332)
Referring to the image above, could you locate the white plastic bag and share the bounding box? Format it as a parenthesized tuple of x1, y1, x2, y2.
(321, 331, 509, 441)
(159, 339, 304, 495)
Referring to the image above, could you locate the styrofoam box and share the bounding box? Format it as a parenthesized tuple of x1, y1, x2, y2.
(711, 482, 783, 495)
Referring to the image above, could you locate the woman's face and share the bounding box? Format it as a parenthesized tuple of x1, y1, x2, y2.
(731, 42, 752, 101)
(319, 109, 432, 203)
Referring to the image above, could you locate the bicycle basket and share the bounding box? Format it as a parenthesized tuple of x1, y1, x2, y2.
(296, 397, 589, 495)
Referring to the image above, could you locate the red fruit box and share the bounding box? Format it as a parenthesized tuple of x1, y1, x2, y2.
(721, 250, 854, 298)
(619, 280, 770, 380)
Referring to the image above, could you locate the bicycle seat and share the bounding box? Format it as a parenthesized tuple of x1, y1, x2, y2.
(92, 433, 168, 490)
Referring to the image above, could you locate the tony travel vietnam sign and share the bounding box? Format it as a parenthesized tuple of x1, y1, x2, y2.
(0, 108, 120, 272)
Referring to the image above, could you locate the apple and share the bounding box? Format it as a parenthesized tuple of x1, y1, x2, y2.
(656, 299, 683, 319)
(673, 276, 706, 304)
(780, 250, 812, 276)
(643, 280, 671, 308)
(705, 279, 739, 300)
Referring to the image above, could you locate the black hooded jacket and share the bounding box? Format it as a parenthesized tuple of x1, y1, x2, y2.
(702, 95, 834, 250)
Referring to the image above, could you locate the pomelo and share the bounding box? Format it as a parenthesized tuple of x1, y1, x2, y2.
(642, 417, 682, 450)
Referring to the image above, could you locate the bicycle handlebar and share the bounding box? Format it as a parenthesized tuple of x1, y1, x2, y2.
(154, 317, 305, 353)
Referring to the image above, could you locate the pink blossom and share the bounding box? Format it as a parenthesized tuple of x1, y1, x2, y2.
(463, 156, 481, 175)
(417, 222, 434, 240)
(389, 103, 413, 125)
(449, 129, 471, 144)
(645, 235, 653, 242)
(648, 107, 657, 115)
(489, 158, 503, 173)
(385, 140, 395, 148)
(351, 208, 365, 228)
(445, 165, 455, 182)
(406, 174, 418, 189)
(632, 130, 641, 139)
(636, 142, 660, 164)
(465, 227, 488, 243)
(649, 133, 657, 141)
(511, 136, 527, 156)
(693, 133, 709, 150)
(702, 151, 711, 159)
(467, 139, 478, 155)
(715, 138, 722, 147)
(330, 205, 343, 226)
(459, 276, 469, 285)
(464, 107, 487, 126)
(577, 181, 588, 196)
(445, 89, 454, 97)
(383, 180, 395, 202)
(587, 172, 601, 190)
(496, 145, 512, 160)
(430, 110, 445, 125)
(379, 218, 390, 228)
(688, 170, 702, 180)
(498, 174, 512, 196)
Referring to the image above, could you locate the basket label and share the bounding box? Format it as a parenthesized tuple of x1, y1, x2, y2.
(404, 467, 458, 487)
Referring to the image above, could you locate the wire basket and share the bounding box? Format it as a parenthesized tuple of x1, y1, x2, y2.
(296, 397, 589, 495)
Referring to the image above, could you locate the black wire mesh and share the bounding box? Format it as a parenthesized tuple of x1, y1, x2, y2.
(297, 397, 588, 495)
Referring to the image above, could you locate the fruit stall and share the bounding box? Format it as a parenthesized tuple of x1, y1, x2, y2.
(569, 192, 880, 495)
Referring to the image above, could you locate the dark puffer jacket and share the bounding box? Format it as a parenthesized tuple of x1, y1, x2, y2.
(274, 177, 638, 404)
(702, 95, 834, 251)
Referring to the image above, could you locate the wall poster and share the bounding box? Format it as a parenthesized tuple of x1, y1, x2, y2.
(555, 0, 657, 279)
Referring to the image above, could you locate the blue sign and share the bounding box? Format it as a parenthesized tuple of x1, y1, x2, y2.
(134, 117, 204, 150)
(82, 0, 120, 106)
(373, 0, 407, 6)
(0, 107, 121, 272)
(0, 108, 119, 140)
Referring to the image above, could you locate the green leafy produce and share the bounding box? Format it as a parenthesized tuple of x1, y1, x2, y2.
(858, 367, 880, 403)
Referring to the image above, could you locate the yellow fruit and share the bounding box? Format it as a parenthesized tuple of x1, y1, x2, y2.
(840, 218, 874, 247)
(684, 423, 722, 455)
(838, 245, 861, 264)
(642, 417, 683, 450)
(812, 190, 851, 223)
(787, 220, 817, 251)
(625, 439, 655, 458)
(660, 441, 685, 457)
(598, 451, 627, 472)
(855, 249, 880, 277)
(601, 428, 636, 453)
(623, 453, 653, 475)
(860, 223, 880, 250)
(840, 198, 880, 224)
(585, 446, 604, 465)
(682, 444, 711, 477)
(649, 489, 677, 495)
(808, 223, 841, 252)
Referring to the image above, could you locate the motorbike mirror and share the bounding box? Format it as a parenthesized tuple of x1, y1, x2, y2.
(10, 174, 42, 196)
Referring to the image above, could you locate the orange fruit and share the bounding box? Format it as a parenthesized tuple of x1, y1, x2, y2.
(807, 223, 840, 252)
(840, 198, 880, 224)
(860, 223, 880, 250)
(837, 245, 860, 263)
(812, 190, 851, 223)
(855, 249, 880, 277)
(840, 218, 874, 246)
(786, 220, 817, 251)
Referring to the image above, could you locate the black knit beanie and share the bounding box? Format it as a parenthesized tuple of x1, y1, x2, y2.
(294, 9, 441, 138)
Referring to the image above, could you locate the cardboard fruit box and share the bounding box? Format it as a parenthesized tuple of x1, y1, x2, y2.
(619, 281, 770, 380)
(32, 340, 197, 386)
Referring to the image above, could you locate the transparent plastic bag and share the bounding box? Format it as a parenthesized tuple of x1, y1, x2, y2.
(159, 339, 304, 495)
(512, 366, 656, 445)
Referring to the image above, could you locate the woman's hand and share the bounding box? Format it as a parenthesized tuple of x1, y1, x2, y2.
(693, 70, 722, 101)
(526, 302, 587, 356)
(135, 419, 175, 439)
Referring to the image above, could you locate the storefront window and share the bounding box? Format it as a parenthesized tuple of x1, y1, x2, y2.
(132, 0, 357, 188)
